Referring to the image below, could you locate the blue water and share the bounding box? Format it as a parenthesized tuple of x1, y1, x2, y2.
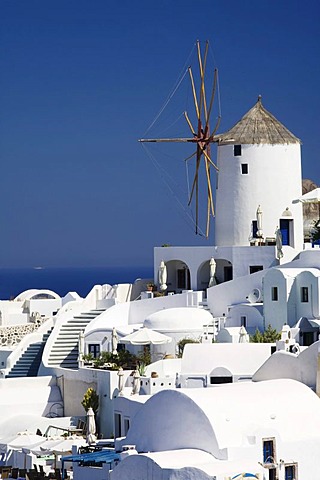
(0, 266, 154, 300)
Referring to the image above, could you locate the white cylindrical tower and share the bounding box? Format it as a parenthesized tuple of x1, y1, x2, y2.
(214, 97, 303, 250)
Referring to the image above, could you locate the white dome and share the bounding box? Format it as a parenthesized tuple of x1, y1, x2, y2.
(144, 308, 211, 332)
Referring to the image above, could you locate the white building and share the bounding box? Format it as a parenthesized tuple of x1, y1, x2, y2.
(110, 379, 320, 479)
(263, 265, 320, 342)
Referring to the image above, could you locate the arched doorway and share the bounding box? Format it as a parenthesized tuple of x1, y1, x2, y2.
(198, 258, 233, 290)
(165, 260, 191, 293)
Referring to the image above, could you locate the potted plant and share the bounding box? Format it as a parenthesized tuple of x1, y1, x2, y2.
(82, 353, 94, 366)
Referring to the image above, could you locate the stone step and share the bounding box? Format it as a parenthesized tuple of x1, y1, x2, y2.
(49, 351, 78, 357)
(61, 328, 89, 333)
(5, 328, 52, 378)
(47, 361, 78, 367)
(15, 359, 40, 366)
(46, 308, 106, 368)
(50, 350, 79, 358)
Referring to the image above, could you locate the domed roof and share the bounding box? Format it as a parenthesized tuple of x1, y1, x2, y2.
(144, 307, 211, 332)
(217, 96, 301, 145)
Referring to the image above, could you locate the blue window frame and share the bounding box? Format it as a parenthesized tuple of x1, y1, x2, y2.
(263, 439, 274, 463)
(280, 219, 290, 246)
(252, 220, 258, 238)
(285, 464, 296, 480)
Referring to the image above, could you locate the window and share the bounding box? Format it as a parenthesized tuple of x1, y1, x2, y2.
(224, 266, 233, 282)
(241, 163, 248, 174)
(32, 293, 56, 299)
(114, 413, 121, 438)
(280, 218, 292, 246)
(124, 418, 130, 435)
(269, 469, 277, 480)
(241, 316, 247, 328)
(252, 220, 258, 238)
(301, 286, 309, 303)
(234, 144, 242, 156)
(263, 438, 275, 463)
(210, 376, 232, 384)
(250, 265, 263, 274)
(177, 269, 186, 289)
(271, 287, 278, 301)
(285, 464, 297, 480)
(88, 344, 100, 358)
(177, 268, 190, 290)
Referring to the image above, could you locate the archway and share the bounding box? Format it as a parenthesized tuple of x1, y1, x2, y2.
(165, 260, 191, 293)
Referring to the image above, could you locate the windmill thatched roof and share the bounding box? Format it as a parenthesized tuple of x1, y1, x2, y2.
(217, 96, 301, 145)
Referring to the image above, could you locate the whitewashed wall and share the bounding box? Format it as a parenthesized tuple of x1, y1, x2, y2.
(215, 143, 303, 249)
(295, 270, 320, 319)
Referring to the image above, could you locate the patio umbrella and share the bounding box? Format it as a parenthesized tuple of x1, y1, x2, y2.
(208, 257, 217, 287)
(78, 331, 85, 367)
(34, 436, 84, 456)
(256, 205, 263, 238)
(0, 431, 44, 452)
(120, 327, 172, 345)
(158, 260, 167, 291)
(275, 227, 283, 260)
(112, 327, 118, 355)
(293, 187, 320, 218)
(86, 407, 97, 445)
(43, 436, 87, 455)
(239, 326, 249, 343)
(131, 369, 140, 395)
(117, 367, 125, 396)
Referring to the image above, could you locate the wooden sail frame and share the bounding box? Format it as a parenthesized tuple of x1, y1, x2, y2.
(139, 40, 221, 238)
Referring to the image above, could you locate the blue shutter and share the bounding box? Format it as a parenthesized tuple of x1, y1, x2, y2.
(280, 219, 290, 246)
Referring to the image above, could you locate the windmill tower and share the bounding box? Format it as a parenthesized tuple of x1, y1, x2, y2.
(214, 96, 303, 251)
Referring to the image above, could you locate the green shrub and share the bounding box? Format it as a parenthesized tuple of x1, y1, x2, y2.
(81, 388, 99, 414)
(250, 324, 281, 343)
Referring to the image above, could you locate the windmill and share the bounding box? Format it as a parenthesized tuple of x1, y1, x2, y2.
(139, 40, 221, 238)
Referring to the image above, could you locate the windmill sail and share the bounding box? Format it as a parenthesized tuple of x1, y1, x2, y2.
(139, 40, 221, 238)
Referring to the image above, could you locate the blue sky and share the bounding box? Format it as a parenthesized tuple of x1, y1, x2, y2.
(0, 0, 319, 268)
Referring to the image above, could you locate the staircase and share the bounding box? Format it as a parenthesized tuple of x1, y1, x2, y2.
(6, 329, 52, 378)
(47, 309, 105, 369)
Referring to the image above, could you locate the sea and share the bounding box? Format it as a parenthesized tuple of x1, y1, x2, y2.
(0, 266, 154, 300)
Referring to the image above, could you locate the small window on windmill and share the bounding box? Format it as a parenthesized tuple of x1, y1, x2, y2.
(241, 163, 248, 174)
(234, 144, 242, 156)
